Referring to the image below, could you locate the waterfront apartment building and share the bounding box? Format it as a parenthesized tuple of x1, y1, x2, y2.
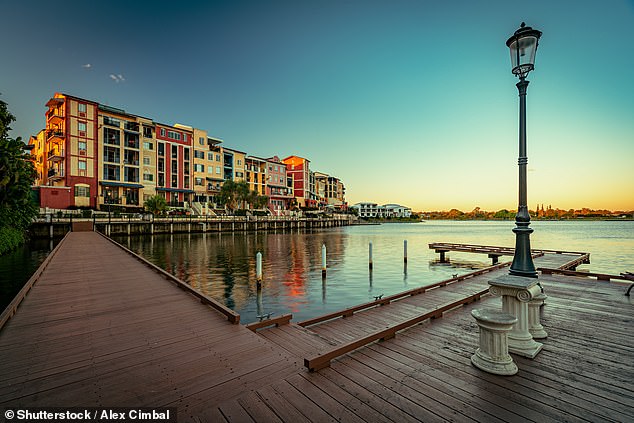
(30, 93, 346, 215)
(265, 156, 294, 215)
(283, 155, 319, 208)
(245, 156, 267, 196)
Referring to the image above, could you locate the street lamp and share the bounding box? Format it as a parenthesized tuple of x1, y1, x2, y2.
(506, 22, 542, 278)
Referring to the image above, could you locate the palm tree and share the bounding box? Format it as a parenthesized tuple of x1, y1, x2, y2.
(144, 195, 168, 215)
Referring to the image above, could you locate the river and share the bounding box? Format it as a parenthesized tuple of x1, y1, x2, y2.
(1, 220, 632, 323)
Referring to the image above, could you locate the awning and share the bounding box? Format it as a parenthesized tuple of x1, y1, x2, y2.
(100, 181, 144, 189)
(206, 176, 225, 182)
(156, 187, 195, 194)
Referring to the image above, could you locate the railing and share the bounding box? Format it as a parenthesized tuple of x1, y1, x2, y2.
(103, 116, 120, 127)
(245, 314, 292, 332)
(304, 291, 485, 372)
(429, 242, 590, 257)
(46, 129, 64, 140)
(538, 267, 629, 281)
(47, 169, 65, 178)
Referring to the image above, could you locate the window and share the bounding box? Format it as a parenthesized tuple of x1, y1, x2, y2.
(171, 175, 178, 187)
(143, 173, 154, 182)
(216, 166, 221, 174)
(199, 137, 205, 146)
(78, 160, 87, 170)
(103, 116, 120, 127)
(78, 103, 86, 113)
(194, 164, 204, 172)
(78, 141, 87, 151)
(74, 185, 89, 197)
(143, 126, 153, 138)
(158, 143, 164, 156)
(143, 157, 150, 165)
(208, 166, 213, 174)
(77, 121, 86, 133)
(160, 128, 166, 137)
(208, 152, 213, 161)
(237, 159, 242, 166)
(195, 177, 204, 186)
(158, 158, 164, 172)
(143, 141, 154, 150)
(104, 128, 120, 145)
(184, 148, 190, 161)
(167, 130, 181, 140)
(171, 162, 178, 174)
(215, 154, 220, 161)
(172, 145, 178, 159)
(194, 150, 205, 159)
(158, 174, 164, 186)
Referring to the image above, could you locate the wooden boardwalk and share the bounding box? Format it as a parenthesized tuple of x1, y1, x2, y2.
(1, 233, 632, 422)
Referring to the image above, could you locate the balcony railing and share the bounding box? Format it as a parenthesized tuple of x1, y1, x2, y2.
(47, 149, 65, 161)
(103, 117, 120, 127)
(46, 129, 64, 141)
(124, 122, 140, 132)
(47, 169, 65, 179)
(47, 110, 64, 123)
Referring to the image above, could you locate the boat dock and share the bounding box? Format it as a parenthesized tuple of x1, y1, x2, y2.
(1, 232, 632, 422)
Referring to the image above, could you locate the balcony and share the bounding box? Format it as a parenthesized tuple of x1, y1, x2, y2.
(124, 122, 140, 133)
(46, 129, 64, 142)
(103, 116, 120, 127)
(47, 149, 65, 162)
(47, 110, 64, 124)
(47, 169, 65, 181)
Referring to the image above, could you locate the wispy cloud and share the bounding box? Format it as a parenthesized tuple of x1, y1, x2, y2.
(109, 74, 125, 83)
(82, 63, 92, 69)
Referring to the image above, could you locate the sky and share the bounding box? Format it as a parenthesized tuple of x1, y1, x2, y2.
(2, 0, 633, 211)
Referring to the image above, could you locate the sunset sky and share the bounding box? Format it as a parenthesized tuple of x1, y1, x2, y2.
(2, 0, 633, 211)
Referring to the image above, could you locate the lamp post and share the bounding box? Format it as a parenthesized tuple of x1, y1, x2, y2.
(506, 22, 542, 278)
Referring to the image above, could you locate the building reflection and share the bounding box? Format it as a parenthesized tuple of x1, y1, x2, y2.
(118, 229, 348, 320)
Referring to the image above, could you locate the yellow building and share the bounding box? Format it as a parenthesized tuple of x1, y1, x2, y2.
(245, 156, 267, 196)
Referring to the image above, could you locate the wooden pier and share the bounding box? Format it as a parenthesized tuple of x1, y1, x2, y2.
(1, 234, 632, 422)
(429, 242, 591, 268)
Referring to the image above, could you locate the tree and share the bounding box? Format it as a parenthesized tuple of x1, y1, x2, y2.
(144, 195, 168, 215)
(254, 195, 269, 210)
(0, 96, 38, 255)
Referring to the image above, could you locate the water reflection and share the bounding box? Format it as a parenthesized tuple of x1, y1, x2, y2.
(115, 220, 634, 324)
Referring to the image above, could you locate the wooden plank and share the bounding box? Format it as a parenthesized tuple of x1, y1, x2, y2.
(245, 313, 292, 332)
(284, 373, 367, 423)
(305, 291, 486, 371)
(218, 398, 255, 422)
(332, 359, 446, 423)
(254, 384, 311, 423)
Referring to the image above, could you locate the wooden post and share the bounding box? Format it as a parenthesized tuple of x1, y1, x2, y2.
(369, 242, 373, 270)
(404, 240, 408, 263)
(256, 252, 263, 289)
(321, 244, 327, 279)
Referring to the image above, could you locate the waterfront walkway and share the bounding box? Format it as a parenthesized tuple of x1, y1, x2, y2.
(1, 232, 632, 422)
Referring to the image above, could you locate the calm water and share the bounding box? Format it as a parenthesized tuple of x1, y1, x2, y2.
(108, 220, 634, 324)
(1, 221, 631, 323)
(0, 238, 59, 311)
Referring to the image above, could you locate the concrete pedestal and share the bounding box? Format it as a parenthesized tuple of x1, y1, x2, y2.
(528, 293, 548, 339)
(471, 308, 518, 375)
(489, 274, 543, 358)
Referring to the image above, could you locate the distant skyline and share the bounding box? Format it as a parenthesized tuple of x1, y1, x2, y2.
(2, 0, 633, 211)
